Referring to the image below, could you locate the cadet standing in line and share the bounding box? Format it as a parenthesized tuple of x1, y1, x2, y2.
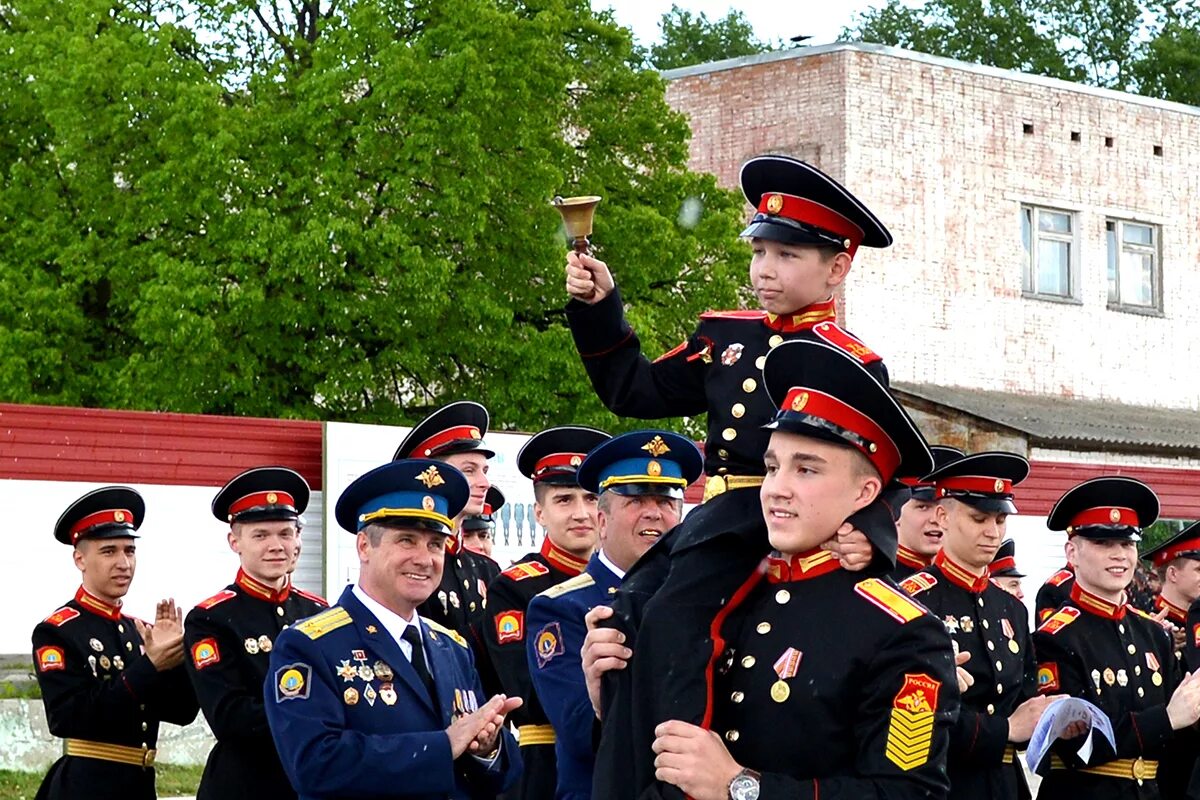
(1033, 477, 1200, 800)
(650, 339, 960, 800)
(564, 155, 894, 800)
(989, 539, 1027, 601)
(1143, 526, 1200, 660)
(1176, 524, 1200, 672)
(526, 430, 699, 800)
(462, 486, 505, 564)
(891, 445, 964, 581)
(901, 452, 1057, 799)
(1036, 556, 1077, 625)
(183, 467, 328, 800)
(265, 459, 522, 799)
(483, 425, 610, 800)
(32, 487, 199, 800)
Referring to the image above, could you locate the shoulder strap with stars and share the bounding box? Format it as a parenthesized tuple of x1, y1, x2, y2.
(43, 607, 80, 627)
(424, 618, 468, 648)
(539, 573, 595, 600)
(501, 561, 550, 582)
(812, 321, 882, 364)
(296, 607, 353, 640)
(1046, 569, 1074, 587)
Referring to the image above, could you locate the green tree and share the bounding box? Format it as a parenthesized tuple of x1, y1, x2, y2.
(0, 0, 749, 435)
(646, 4, 779, 71)
(1135, 1, 1200, 105)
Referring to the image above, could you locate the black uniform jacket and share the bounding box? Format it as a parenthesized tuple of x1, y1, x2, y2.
(32, 586, 199, 800)
(1035, 567, 1075, 625)
(183, 570, 327, 800)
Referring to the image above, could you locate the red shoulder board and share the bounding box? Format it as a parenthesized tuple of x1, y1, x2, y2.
(899, 572, 937, 596)
(699, 309, 767, 321)
(1037, 606, 1080, 635)
(812, 322, 882, 365)
(653, 340, 689, 364)
(294, 588, 329, 607)
(196, 590, 237, 610)
(1129, 606, 1157, 622)
(502, 561, 550, 582)
(44, 607, 80, 627)
(1046, 569, 1074, 587)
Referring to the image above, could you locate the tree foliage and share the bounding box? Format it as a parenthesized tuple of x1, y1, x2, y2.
(646, 4, 779, 71)
(0, 0, 750, 434)
(843, 0, 1200, 103)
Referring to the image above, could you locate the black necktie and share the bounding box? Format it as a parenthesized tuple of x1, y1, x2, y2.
(401, 626, 437, 701)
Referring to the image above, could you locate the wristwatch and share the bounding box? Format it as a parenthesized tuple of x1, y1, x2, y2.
(728, 768, 761, 800)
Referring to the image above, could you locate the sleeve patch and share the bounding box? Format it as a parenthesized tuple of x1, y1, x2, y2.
(534, 622, 565, 668)
(1037, 607, 1081, 635)
(812, 322, 882, 365)
(44, 607, 80, 627)
(296, 608, 352, 640)
(885, 673, 939, 771)
(274, 663, 311, 702)
(36, 646, 65, 672)
(196, 590, 237, 610)
(501, 561, 550, 582)
(494, 611, 524, 644)
(1047, 569, 1074, 587)
(1037, 662, 1060, 693)
(899, 572, 937, 596)
(856, 578, 927, 624)
(191, 638, 221, 670)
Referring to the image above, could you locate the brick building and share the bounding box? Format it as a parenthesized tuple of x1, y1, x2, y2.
(662, 43, 1200, 592)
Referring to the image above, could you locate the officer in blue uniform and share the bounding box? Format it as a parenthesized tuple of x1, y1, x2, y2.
(526, 431, 702, 800)
(265, 459, 522, 800)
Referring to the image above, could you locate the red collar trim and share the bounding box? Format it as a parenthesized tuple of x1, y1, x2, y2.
(764, 298, 837, 333)
(896, 545, 932, 570)
(236, 568, 291, 602)
(75, 586, 122, 621)
(766, 548, 841, 583)
(541, 537, 588, 576)
(1070, 582, 1126, 621)
(933, 551, 990, 593)
(1155, 595, 1187, 624)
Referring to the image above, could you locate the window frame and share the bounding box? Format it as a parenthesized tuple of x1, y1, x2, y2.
(1021, 204, 1080, 303)
(1106, 218, 1163, 314)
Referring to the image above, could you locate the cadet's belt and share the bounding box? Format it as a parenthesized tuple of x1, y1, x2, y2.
(518, 724, 556, 746)
(65, 739, 156, 768)
(1049, 754, 1157, 781)
(702, 475, 764, 503)
(1001, 744, 1017, 764)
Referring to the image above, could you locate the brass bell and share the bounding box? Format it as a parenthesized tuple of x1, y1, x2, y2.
(552, 195, 602, 253)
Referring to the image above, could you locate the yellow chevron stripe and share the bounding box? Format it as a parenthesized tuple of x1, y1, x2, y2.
(855, 579, 926, 624)
(885, 709, 932, 771)
(297, 608, 352, 640)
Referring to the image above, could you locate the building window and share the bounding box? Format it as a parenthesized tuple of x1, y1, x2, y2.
(1106, 220, 1160, 311)
(1021, 206, 1075, 299)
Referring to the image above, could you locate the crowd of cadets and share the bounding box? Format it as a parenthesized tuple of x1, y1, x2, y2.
(29, 153, 1200, 800)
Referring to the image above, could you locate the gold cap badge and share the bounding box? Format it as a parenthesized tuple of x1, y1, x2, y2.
(647, 460, 662, 477)
(791, 392, 809, 412)
(642, 436, 671, 457)
(422, 496, 436, 511)
(570, 455, 582, 467)
(766, 194, 784, 214)
(266, 492, 278, 504)
(1109, 508, 1121, 523)
(994, 479, 1005, 493)
(417, 466, 445, 488)
(113, 511, 125, 522)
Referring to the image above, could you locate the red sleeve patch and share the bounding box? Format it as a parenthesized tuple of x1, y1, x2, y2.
(191, 638, 221, 670)
(494, 611, 524, 644)
(36, 646, 66, 672)
(1036, 662, 1060, 693)
(1047, 569, 1074, 587)
(812, 322, 882, 365)
(501, 562, 550, 582)
(196, 590, 237, 610)
(44, 607, 80, 627)
(294, 588, 329, 607)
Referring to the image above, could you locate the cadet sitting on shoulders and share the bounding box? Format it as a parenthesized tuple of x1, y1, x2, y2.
(527, 430, 699, 800)
(32, 487, 198, 800)
(184, 467, 328, 800)
(265, 459, 522, 800)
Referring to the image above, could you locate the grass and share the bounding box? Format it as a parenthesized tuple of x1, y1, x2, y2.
(0, 682, 40, 700)
(0, 763, 203, 799)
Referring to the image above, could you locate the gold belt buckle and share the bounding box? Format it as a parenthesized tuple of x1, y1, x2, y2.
(1131, 757, 1147, 780)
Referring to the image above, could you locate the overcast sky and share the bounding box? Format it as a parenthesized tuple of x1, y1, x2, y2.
(590, 0, 892, 47)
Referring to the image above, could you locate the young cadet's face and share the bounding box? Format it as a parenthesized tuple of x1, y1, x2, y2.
(748, 238, 846, 315)
(440, 452, 490, 515)
(535, 486, 600, 558)
(897, 497, 943, 556)
(936, 499, 1006, 570)
(73, 537, 137, 603)
(229, 520, 299, 585)
(598, 492, 682, 573)
(1167, 558, 1200, 604)
(1068, 537, 1137, 598)
(357, 526, 446, 616)
(461, 528, 494, 558)
(761, 432, 880, 555)
(993, 575, 1024, 601)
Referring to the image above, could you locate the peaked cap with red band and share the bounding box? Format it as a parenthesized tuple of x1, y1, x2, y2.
(516, 426, 611, 486)
(393, 400, 495, 461)
(54, 486, 145, 545)
(989, 538, 1026, 578)
(462, 486, 506, 532)
(761, 340, 932, 485)
(1046, 476, 1158, 542)
(926, 451, 1029, 515)
(1143, 521, 1200, 567)
(739, 155, 892, 256)
(212, 466, 310, 524)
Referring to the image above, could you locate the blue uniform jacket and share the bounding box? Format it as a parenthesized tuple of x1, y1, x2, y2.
(265, 586, 521, 800)
(526, 556, 622, 800)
